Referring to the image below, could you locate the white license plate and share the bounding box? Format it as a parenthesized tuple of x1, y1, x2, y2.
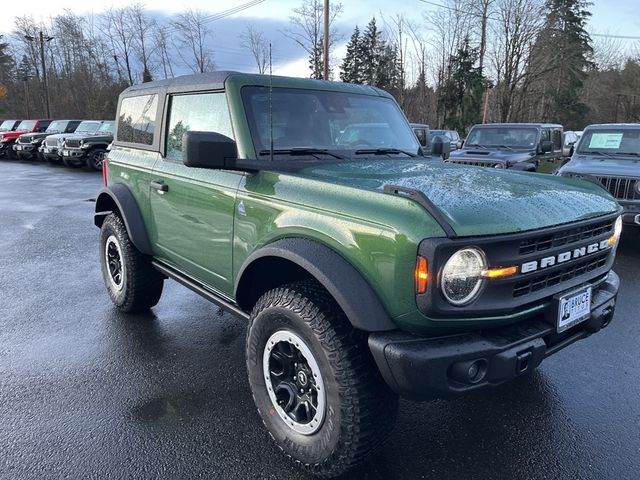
(557, 286, 592, 332)
(15, 145, 22, 150)
(44, 148, 51, 153)
(62, 150, 69, 156)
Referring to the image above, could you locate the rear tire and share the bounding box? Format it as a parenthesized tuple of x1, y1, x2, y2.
(246, 281, 398, 477)
(99, 213, 164, 313)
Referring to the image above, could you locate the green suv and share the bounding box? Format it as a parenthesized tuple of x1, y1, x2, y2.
(95, 72, 622, 477)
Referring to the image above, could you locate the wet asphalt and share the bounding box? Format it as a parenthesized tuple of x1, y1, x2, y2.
(0, 160, 639, 480)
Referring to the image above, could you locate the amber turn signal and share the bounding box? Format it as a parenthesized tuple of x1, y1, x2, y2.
(415, 256, 429, 294)
(482, 266, 517, 279)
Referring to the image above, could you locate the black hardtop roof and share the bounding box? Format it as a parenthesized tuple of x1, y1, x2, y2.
(119, 70, 390, 98)
(474, 122, 563, 128)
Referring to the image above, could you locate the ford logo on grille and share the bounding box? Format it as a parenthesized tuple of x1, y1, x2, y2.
(521, 240, 610, 273)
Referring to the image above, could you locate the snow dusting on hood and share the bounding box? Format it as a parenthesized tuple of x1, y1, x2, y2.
(297, 160, 620, 236)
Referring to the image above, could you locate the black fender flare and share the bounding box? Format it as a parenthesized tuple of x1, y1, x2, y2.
(510, 161, 536, 172)
(235, 238, 397, 332)
(94, 184, 153, 255)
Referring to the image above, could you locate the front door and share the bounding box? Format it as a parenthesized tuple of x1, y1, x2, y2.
(149, 92, 242, 296)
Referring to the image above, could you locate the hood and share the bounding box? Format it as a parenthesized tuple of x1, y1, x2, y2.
(0, 129, 29, 141)
(296, 160, 619, 237)
(559, 155, 640, 178)
(64, 132, 113, 142)
(449, 148, 534, 164)
(19, 132, 50, 142)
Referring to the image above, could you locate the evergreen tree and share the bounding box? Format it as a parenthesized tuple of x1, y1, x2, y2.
(438, 37, 487, 131)
(532, 0, 594, 127)
(360, 18, 383, 86)
(340, 26, 362, 83)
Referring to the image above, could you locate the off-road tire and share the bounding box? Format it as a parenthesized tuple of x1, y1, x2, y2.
(87, 149, 107, 171)
(246, 281, 398, 478)
(6, 143, 17, 160)
(99, 213, 164, 313)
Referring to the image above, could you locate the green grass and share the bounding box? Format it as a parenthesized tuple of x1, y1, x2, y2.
(537, 158, 565, 174)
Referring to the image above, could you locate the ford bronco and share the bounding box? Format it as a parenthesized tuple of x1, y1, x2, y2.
(448, 123, 563, 171)
(95, 72, 622, 477)
(558, 123, 640, 229)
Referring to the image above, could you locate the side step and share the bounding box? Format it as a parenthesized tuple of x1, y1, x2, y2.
(151, 260, 250, 321)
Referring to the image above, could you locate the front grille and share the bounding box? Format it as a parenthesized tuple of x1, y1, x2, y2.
(513, 252, 609, 297)
(65, 139, 81, 148)
(17, 137, 31, 144)
(595, 176, 639, 201)
(45, 138, 58, 147)
(519, 218, 615, 255)
(449, 160, 498, 168)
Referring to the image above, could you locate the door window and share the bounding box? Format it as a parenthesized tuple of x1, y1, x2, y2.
(165, 93, 234, 162)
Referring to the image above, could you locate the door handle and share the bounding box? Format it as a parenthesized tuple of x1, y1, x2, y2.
(150, 181, 168, 192)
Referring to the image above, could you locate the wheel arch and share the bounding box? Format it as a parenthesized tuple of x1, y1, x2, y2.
(94, 184, 153, 255)
(235, 238, 397, 332)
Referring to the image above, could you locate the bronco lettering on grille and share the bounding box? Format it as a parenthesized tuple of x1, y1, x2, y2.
(521, 239, 610, 273)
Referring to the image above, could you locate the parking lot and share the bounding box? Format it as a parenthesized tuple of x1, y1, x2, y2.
(0, 159, 639, 479)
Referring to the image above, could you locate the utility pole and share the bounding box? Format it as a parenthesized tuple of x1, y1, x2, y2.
(22, 77, 31, 118)
(482, 87, 491, 123)
(323, 0, 329, 80)
(25, 32, 54, 118)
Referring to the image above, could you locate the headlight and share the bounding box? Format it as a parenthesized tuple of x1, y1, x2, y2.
(494, 163, 505, 169)
(57, 138, 64, 146)
(31, 139, 39, 144)
(608, 216, 623, 247)
(441, 248, 486, 306)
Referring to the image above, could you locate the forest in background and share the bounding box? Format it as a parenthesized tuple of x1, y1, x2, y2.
(0, 0, 638, 132)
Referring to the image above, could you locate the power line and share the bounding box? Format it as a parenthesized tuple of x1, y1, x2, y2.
(162, 0, 267, 35)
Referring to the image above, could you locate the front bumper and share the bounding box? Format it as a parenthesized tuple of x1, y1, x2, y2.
(369, 271, 619, 401)
(14, 144, 37, 157)
(60, 148, 87, 159)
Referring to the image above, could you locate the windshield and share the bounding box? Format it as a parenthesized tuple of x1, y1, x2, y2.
(242, 87, 420, 157)
(16, 120, 36, 131)
(75, 121, 101, 135)
(0, 120, 17, 131)
(577, 129, 640, 158)
(45, 121, 68, 134)
(96, 122, 115, 134)
(466, 127, 538, 148)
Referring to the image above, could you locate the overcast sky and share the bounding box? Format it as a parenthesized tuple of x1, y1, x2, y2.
(1, 0, 638, 78)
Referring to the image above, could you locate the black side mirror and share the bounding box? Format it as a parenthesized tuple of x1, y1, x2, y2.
(540, 140, 553, 153)
(431, 136, 451, 160)
(183, 131, 237, 169)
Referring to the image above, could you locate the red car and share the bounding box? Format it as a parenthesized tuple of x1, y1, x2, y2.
(0, 119, 52, 159)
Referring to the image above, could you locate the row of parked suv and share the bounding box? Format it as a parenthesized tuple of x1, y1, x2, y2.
(0, 118, 114, 170)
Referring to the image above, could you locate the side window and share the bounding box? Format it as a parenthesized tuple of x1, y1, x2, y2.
(38, 121, 51, 132)
(165, 92, 234, 162)
(541, 129, 551, 142)
(117, 94, 158, 146)
(66, 121, 80, 133)
(552, 129, 562, 150)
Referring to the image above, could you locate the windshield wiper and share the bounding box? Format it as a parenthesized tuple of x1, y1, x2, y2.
(465, 143, 488, 149)
(613, 152, 640, 157)
(258, 148, 346, 160)
(578, 150, 616, 158)
(354, 148, 417, 158)
(494, 144, 514, 151)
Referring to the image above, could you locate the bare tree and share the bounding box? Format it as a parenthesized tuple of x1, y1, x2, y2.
(172, 9, 214, 74)
(489, 0, 544, 121)
(240, 24, 269, 74)
(154, 25, 175, 79)
(128, 2, 156, 82)
(102, 7, 135, 85)
(284, 0, 343, 79)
